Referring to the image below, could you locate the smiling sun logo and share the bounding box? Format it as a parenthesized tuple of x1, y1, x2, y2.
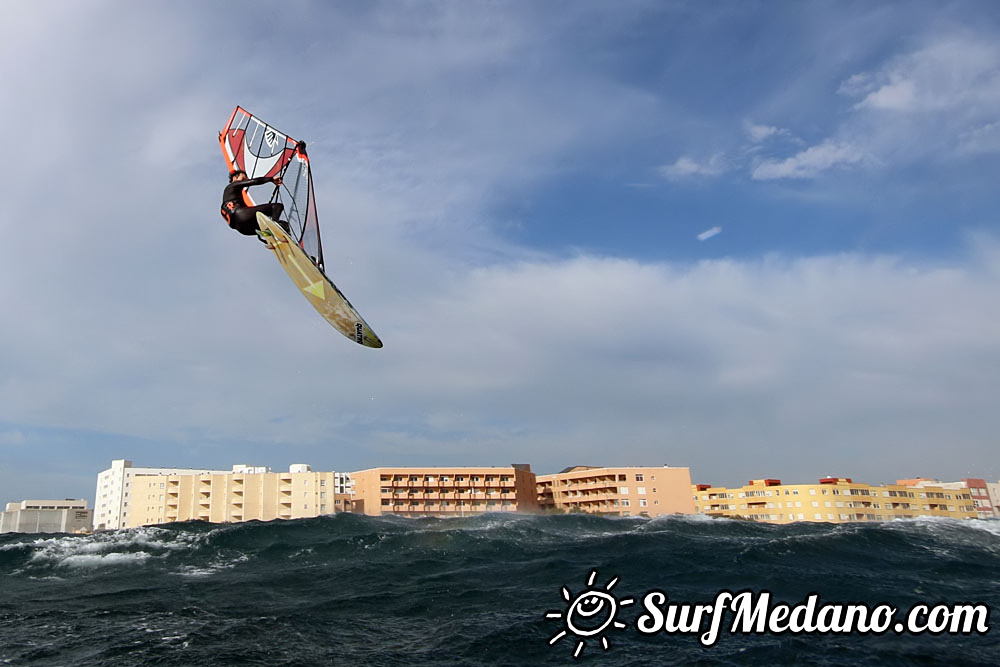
(546, 570, 634, 658)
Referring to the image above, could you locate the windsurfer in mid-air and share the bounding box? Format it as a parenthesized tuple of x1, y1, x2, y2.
(220, 170, 290, 238)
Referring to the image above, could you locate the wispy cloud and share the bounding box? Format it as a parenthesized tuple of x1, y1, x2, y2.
(671, 31, 1000, 183)
(744, 122, 790, 144)
(0, 430, 27, 446)
(660, 154, 728, 179)
(752, 141, 870, 180)
(843, 36, 1000, 114)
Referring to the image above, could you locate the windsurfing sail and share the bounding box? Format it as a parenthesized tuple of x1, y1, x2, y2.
(219, 106, 382, 348)
(219, 106, 324, 271)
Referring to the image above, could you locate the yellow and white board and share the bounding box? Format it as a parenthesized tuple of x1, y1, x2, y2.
(257, 213, 383, 348)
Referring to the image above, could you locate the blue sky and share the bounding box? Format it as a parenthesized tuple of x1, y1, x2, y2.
(1, 1, 999, 505)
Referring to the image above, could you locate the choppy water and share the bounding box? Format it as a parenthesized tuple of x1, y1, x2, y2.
(1, 513, 997, 665)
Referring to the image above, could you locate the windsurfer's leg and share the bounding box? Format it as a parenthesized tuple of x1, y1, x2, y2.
(244, 203, 290, 235)
(266, 203, 290, 234)
(229, 208, 260, 236)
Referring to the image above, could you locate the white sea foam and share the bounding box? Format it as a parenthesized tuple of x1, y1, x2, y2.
(963, 518, 1000, 537)
(22, 526, 205, 570)
(172, 553, 248, 578)
(59, 551, 152, 568)
(885, 516, 1000, 556)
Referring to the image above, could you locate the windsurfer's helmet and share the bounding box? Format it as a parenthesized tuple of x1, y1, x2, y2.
(229, 169, 247, 181)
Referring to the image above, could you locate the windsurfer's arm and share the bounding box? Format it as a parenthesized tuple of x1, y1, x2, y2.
(243, 175, 280, 188)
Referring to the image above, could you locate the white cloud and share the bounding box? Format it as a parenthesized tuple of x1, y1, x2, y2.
(6, 238, 999, 488)
(751, 141, 869, 180)
(959, 121, 1000, 155)
(732, 32, 1000, 182)
(660, 154, 727, 179)
(744, 122, 787, 144)
(831, 33, 1000, 163)
(856, 79, 918, 111)
(846, 36, 1000, 114)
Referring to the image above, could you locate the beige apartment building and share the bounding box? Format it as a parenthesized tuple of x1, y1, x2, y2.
(693, 477, 977, 523)
(125, 464, 353, 528)
(95, 459, 231, 530)
(537, 466, 696, 517)
(351, 465, 538, 516)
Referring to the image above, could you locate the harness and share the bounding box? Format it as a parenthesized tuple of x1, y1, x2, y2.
(220, 199, 238, 223)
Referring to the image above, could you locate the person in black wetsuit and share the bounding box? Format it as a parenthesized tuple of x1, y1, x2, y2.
(220, 169, 290, 236)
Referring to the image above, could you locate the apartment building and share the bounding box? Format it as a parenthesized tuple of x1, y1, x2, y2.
(693, 477, 977, 523)
(988, 481, 1000, 517)
(536, 465, 696, 517)
(126, 464, 353, 528)
(351, 465, 538, 516)
(897, 477, 997, 519)
(0, 499, 93, 534)
(95, 459, 231, 530)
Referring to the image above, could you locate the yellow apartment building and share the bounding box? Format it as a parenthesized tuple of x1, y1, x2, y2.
(351, 465, 538, 516)
(536, 466, 696, 517)
(127, 464, 353, 528)
(693, 477, 977, 523)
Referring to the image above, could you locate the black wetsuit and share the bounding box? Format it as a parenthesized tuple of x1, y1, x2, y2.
(220, 176, 285, 236)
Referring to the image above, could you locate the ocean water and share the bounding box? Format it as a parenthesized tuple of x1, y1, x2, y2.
(0, 513, 997, 666)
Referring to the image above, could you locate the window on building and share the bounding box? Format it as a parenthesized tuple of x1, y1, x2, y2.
(635, 474, 644, 482)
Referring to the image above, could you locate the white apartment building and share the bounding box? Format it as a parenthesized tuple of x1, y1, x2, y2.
(94, 459, 232, 530)
(0, 499, 93, 534)
(95, 460, 356, 529)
